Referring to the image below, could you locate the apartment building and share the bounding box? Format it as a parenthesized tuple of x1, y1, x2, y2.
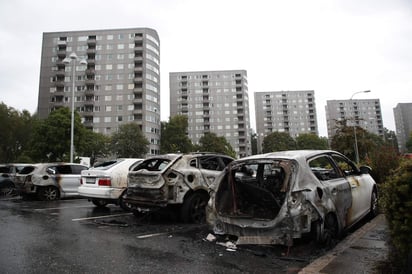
(393, 103, 412, 153)
(169, 70, 251, 158)
(254, 90, 318, 144)
(325, 99, 384, 139)
(37, 28, 160, 155)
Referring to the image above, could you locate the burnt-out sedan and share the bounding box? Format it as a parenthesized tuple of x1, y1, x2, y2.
(206, 150, 378, 246)
(124, 153, 234, 223)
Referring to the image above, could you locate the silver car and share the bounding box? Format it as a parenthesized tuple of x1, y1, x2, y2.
(15, 163, 88, 200)
(207, 150, 378, 246)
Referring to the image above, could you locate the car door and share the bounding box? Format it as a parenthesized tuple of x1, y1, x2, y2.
(329, 153, 370, 225)
(197, 156, 225, 188)
(56, 165, 82, 194)
(308, 154, 352, 229)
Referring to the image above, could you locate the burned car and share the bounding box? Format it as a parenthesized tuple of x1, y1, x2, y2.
(124, 153, 234, 223)
(15, 163, 88, 200)
(206, 150, 378, 246)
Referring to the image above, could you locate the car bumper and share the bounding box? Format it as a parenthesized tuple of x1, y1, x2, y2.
(78, 186, 123, 200)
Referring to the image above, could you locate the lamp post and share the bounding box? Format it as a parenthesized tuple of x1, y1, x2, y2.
(349, 90, 371, 164)
(63, 53, 87, 163)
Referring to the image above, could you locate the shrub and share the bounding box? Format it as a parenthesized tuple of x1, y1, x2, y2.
(380, 159, 412, 271)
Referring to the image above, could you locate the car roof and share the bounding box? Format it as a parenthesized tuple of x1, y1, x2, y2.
(240, 150, 344, 162)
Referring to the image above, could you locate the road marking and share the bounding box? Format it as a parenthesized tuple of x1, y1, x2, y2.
(34, 205, 94, 211)
(137, 232, 170, 239)
(72, 212, 133, 221)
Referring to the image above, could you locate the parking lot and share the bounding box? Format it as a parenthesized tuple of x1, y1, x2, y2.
(0, 196, 329, 273)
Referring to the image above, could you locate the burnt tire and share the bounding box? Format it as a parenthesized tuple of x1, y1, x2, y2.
(119, 192, 131, 211)
(0, 181, 16, 197)
(369, 189, 379, 218)
(322, 214, 339, 248)
(91, 199, 108, 207)
(180, 192, 209, 224)
(37, 186, 60, 201)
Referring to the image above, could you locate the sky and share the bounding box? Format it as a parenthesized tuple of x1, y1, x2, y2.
(1, 0, 411, 137)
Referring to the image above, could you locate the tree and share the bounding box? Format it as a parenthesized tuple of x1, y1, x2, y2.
(28, 107, 86, 162)
(262, 132, 296, 153)
(296, 133, 329, 150)
(110, 123, 149, 158)
(160, 115, 193, 153)
(0, 103, 35, 162)
(77, 129, 111, 165)
(195, 132, 236, 158)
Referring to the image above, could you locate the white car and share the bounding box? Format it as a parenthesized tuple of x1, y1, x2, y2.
(79, 158, 143, 209)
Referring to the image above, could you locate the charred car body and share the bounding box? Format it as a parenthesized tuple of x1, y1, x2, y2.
(124, 153, 234, 223)
(206, 150, 378, 246)
(15, 163, 88, 200)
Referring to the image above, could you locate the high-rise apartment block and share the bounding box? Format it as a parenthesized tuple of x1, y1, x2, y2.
(325, 99, 383, 139)
(38, 28, 161, 155)
(393, 103, 412, 153)
(254, 90, 318, 140)
(169, 70, 251, 158)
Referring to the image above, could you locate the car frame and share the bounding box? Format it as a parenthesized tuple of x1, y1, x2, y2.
(124, 153, 234, 223)
(206, 150, 378, 246)
(0, 163, 33, 196)
(78, 158, 143, 209)
(15, 163, 88, 200)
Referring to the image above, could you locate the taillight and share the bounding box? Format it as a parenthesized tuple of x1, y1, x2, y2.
(80, 178, 83, 185)
(98, 178, 111, 186)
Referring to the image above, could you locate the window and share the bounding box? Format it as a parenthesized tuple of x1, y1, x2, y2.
(309, 156, 341, 181)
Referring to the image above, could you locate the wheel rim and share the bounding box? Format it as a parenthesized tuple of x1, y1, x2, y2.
(0, 184, 15, 196)
(44, 187, 58, 200)
(371, 191, 378, 215)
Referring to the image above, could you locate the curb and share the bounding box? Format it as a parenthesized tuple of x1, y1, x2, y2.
(298, 214, 386, 274)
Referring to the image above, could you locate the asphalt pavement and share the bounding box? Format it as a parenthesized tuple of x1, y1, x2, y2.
(299, 214, 390, 274)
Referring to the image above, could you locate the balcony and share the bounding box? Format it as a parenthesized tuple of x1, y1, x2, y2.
(57, 40, 67, 46)
(134, 77, 143, 84)
(85, 89, 94, 96)
(55, 81, 65, 88)
(87, 38, 96, 46)
(85, 79, 95, 85)
(56, 69, 65, 77)
(134, 35, 143, 42)
(57, 50, 66, 58)
(133, 98, 143, 104)
(134, 66, 143, 72)
(134, 46, 143, 53)
(85, 69, 95, 76)
(87, 48, 96, 54)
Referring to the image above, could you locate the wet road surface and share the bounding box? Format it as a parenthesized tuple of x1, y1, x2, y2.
(0, 196, 329, 273)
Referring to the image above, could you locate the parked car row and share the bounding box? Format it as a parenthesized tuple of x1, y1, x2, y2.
(2, 150, 379, 247)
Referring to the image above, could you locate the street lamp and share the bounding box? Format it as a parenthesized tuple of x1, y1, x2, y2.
(349, 90, 371, 164)
(63, 52, 87, 163)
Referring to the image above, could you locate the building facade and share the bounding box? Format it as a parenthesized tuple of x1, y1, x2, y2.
(254, 90, 318, 149)
(393, 103, 412, 153)
(38, 28, 161, 155)
(169, 70, 251, 158)
(325, 99, 384, 139)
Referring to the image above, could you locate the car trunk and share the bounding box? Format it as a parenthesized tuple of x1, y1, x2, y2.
(215, 160, 292, 220)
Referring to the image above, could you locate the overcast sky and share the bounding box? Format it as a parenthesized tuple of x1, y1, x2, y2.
(1, 0, 411, 137)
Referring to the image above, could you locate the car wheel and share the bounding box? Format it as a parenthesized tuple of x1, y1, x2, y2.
(0, 181, 16, 197)
(369, 189, 379, 218)
(180, 192, 209, 224)
(92, 199, 108, 208)
(119, 192, 131, 211)
(38, 186, 60, 201)
(322, 214, 338, 248)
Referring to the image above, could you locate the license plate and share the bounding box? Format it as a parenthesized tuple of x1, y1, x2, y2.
(86, 178, 96, 184)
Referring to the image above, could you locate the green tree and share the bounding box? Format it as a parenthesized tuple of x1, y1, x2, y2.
(28, 107, 86, 162)
(296, 133, 329, 150)
(110, 123, 149, 158)
(77, 129, 111, 165)
(160, 115, 193, 153)
(195, 132, 236, 158)
(262, 132, 296, 153)
(0, 103, 35, 162)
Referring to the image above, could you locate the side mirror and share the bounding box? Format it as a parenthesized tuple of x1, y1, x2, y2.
(359, 166, 372, 174)
(46, 168, 56, 175)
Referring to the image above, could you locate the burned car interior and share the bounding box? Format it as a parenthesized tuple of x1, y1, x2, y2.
(215, 160, 292, 220)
